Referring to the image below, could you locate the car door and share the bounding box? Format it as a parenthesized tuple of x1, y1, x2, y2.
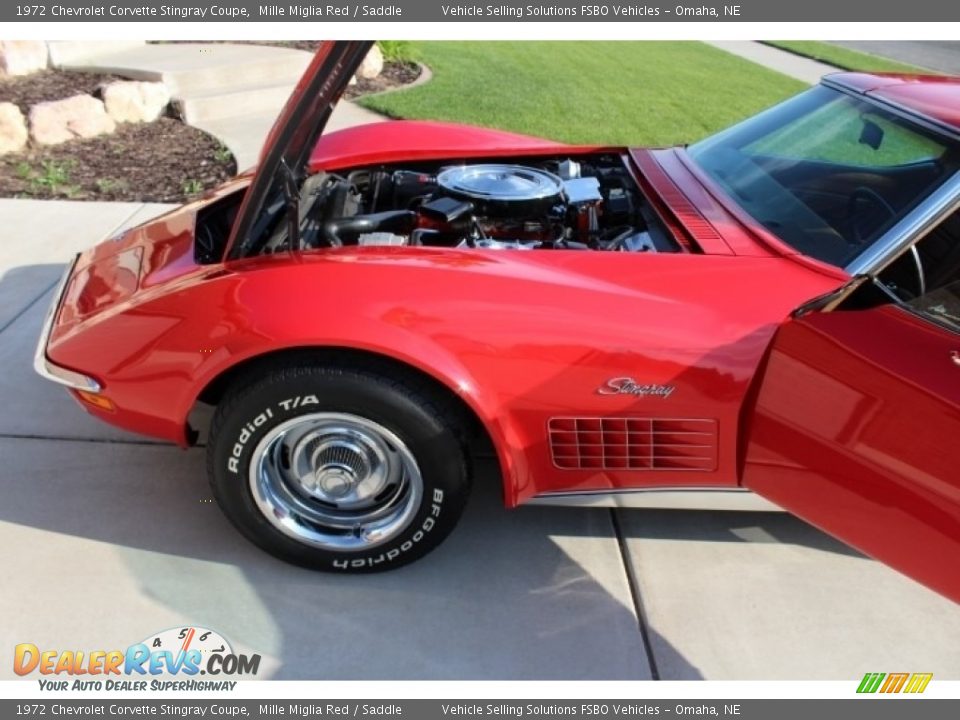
(742, 290, 960, 604)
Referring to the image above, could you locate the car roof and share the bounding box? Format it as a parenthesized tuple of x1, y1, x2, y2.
(825, 72, 960, 135)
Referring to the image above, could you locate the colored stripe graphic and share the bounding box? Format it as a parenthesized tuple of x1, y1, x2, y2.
(904, 673, 933, 694)
(857, 672, 932, 694)
(857, 673, 886, 693)
(881, 673, 909, 693)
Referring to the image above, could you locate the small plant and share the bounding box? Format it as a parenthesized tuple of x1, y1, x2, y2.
(213, 143, 233, 164)
(378, 41, 419, 64)
(95, 178, 129, 195)
(182, 178, 204, 195)
(36, 159, 75, 190)
(18, 159, 77, 196)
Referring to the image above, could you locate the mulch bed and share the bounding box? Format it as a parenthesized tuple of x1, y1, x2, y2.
(0, 69, 122, 115)
(0, 44, 420, 204)
(0, 68, 235, 203)
(0, 118, 236, 203)
(345, 61, 421, 100)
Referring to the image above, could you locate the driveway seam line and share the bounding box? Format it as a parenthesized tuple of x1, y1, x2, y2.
(610, 508, 661, 681)
(0, 432, 204, 447)
(105, 203, 149, 238)
(0, 278, 60, 337)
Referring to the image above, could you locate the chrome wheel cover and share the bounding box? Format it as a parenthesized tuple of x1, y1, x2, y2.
(249, 413, 423, 551)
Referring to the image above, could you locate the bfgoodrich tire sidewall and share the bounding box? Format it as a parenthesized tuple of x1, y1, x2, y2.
(208, 368, 469, 571)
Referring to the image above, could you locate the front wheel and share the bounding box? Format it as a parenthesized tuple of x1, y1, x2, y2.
(207, 365, 471, 571)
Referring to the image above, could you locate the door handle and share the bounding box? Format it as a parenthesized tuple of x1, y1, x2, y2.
(952, 351, 960, 366)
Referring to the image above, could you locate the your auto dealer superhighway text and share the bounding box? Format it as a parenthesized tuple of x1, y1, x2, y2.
(43, 4, 250, 17)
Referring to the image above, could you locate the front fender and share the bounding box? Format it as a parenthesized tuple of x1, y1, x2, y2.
(49, 249, 530, 504)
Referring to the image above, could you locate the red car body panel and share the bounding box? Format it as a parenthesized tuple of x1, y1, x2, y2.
(308, 120, 618, 172)
(49, 231, 840, 505)
(828, 72, 960, 130)
(38, 48, 960, 599)
(743, 305, 960, 602)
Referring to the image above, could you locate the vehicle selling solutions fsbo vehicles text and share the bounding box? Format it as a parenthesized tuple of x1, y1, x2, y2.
(438, 5, 741, 17)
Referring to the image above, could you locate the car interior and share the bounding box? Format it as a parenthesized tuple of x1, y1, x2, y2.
(877, 208, 960, 326)
(690, 86, 960, 269)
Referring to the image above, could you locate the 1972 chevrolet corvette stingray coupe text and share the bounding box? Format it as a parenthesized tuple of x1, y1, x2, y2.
(35, 42, 960, 599)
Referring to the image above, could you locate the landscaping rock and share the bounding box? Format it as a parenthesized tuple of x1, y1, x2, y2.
(357, 44, 384, 80)
(29, 94, 116, 145)
(0, 102, 28, 154)
(0, 41, 49, 77)
(101, 81, 171, 123)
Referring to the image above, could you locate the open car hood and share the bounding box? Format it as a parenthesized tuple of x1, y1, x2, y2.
(224, 41, 374, 260)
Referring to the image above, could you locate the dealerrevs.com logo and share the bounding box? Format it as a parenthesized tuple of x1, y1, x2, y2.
(14, 626, 261, 691)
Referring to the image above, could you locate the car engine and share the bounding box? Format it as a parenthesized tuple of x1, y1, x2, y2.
(297, 155, 678, 253)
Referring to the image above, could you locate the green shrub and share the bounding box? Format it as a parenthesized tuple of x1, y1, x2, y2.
(377, 41, 419, 64)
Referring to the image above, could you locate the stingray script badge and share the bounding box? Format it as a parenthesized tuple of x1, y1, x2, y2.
(597, 377, 676, 398)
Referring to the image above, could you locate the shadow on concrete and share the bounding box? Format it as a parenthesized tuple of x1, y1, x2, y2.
(0, 439, 667, 679)
(0, 263, 166, 442)
(615, 508, 865, 559)
(0, 262, 64, 332)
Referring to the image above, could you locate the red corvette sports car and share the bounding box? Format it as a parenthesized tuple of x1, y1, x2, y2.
(35, 42, 960, 599)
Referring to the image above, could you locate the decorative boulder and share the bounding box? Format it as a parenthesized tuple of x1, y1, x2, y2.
(0, 102, 28, 155)
(101, 81, 171, 123)
(357, 44, 384, 80)
(0, 40, 49, 77)
(29, 94, 116, 146)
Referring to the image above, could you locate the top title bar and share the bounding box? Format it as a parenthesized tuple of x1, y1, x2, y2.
(6, 0, 960, 22)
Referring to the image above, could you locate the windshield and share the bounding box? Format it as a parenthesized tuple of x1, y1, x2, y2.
(687, 85, 960, 268)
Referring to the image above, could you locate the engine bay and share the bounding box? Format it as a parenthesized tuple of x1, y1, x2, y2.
(273, 153, 678, 254)
(194, 153, 683, 263)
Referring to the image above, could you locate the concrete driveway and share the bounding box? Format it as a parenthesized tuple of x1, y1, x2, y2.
(832, 41, 960, 74)
(1, 198, 958, 681)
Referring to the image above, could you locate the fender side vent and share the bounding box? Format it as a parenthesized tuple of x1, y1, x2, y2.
(548, 417, 718, 471)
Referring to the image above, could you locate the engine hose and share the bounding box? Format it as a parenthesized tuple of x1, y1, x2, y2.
(323, 210, 418, 247)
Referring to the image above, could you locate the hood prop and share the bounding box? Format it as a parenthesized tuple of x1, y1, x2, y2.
(281, 158, 302, 253)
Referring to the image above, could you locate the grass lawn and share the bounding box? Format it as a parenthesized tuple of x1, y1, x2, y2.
(765, 41, 932, 75)
(360, 42, 806, 147)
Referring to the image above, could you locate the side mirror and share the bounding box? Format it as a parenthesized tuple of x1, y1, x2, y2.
(859, 119, 885, 150)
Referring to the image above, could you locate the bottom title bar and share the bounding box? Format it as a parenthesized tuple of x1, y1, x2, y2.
(1, 700, 956, 719)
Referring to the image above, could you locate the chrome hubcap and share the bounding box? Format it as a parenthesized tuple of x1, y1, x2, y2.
(249, 413, 423, 551)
